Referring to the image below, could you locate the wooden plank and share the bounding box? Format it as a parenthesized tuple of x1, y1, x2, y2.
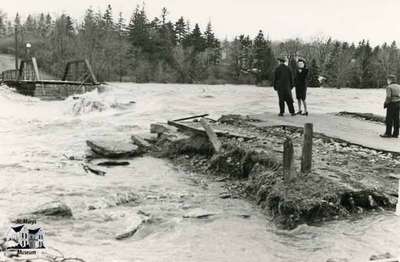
(301, 123, 313, 173)
(174, 114, 209, 122)
(199, 118, 222, 153)
(283, 138, 296, 182)
(167, 120, 256, 141)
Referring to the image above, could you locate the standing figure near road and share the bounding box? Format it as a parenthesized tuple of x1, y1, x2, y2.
(273, 57, 295, 116)
(294, 59, 309, 116)
(381, 75, 400, 138)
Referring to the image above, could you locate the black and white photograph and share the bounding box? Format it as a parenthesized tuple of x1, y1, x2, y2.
(0, 0, 400, 261)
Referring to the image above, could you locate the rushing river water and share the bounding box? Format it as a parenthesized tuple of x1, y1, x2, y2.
(0, 83, 399, 262)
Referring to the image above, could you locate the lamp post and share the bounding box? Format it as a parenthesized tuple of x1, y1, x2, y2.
(25, 42, 32, 59)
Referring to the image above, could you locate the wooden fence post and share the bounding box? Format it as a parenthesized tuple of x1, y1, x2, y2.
(301, 123, 313, 173)
(283, 138, 296, 182)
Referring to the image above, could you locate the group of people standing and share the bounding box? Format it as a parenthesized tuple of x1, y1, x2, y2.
(273, 57, 309, 117)
(272, 56, 400, 139)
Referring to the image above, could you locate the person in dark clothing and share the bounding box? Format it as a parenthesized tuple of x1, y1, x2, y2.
(381, 75, 400, 138)
(294, 59, 309, 116)
(273, 57, 295, 116)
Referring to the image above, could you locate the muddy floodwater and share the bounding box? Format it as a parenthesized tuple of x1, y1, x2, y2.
(0, 83, 399, 262)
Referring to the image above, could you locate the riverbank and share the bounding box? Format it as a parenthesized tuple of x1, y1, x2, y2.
(3, 84, 400, 261)
(143, 113, 399, 229)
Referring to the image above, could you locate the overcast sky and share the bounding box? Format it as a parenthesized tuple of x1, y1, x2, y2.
(2, 0, 399, 44)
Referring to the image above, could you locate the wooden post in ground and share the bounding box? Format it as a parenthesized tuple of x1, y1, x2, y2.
(301, 123, 313, 173)
(283, 138, 296, 182)
(199, 118, 222, 153)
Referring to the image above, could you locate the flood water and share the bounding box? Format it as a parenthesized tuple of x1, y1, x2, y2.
(0, 83, 399, 262)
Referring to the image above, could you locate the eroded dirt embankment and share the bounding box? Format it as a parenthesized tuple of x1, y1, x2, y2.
(146, 114, 399, 229)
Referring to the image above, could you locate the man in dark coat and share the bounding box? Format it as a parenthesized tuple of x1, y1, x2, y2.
(381, 74, 400, 138)
(273, 57, 295, 116)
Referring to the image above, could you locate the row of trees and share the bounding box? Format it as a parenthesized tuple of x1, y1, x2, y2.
(0, 5, 399, 88)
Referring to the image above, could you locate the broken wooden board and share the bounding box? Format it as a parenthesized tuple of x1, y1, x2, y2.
(173, 114, 209, 122)
(150, 123, 177, 135)
(131, 135, 152, 151)
(199, 118, 222, 153)
(167, 120, 256, 141)
(86, 139, 140, 158)
(97, 161, 130, 167)
(83, 164, 106, 176)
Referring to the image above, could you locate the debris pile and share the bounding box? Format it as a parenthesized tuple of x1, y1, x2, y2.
(81, 113, 399, 229)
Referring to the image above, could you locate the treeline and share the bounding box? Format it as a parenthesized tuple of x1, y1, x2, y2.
(0, 6, 399, 88)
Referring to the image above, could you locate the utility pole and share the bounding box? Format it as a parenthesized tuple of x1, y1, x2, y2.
(14, 26, 18, 70)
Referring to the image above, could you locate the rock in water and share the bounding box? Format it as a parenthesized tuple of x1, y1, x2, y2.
(87, 139, 139, 158)
(28, 201, 73, 219)
(183, 208, 216, 219)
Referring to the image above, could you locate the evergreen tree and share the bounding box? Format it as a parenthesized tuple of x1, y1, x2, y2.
(204, 22, 216, 48)
(103, 4, 114, 30)
(14, 13, 21, 27)
(357, 40, 375, 88)
(324, 41, 341, 87)
(227, 37, 242, 81)
(253, 30, 275, 84)
(204, 22, 221, 64)
(50, 13, 77, 74)
(175, 17, 186, 44)
(183, 23, 204, 53)
(127, 5, 150, 52)
(65, 15, 74, 35)
(37, 13, 47, 37)
(308, 59, 320, 87)
(24, 14, 36, 33)
(116, 12, 129, 81)
(348, 59, 361, 88)
(161, 7, 168, 25)
(238, 34, 253, 72)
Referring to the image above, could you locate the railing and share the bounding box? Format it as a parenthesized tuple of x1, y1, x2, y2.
(19, 58, 41, 81)
(2, 69, 19, 81)
(2, 58, 98, 85)
(1, 58, 41, 82)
